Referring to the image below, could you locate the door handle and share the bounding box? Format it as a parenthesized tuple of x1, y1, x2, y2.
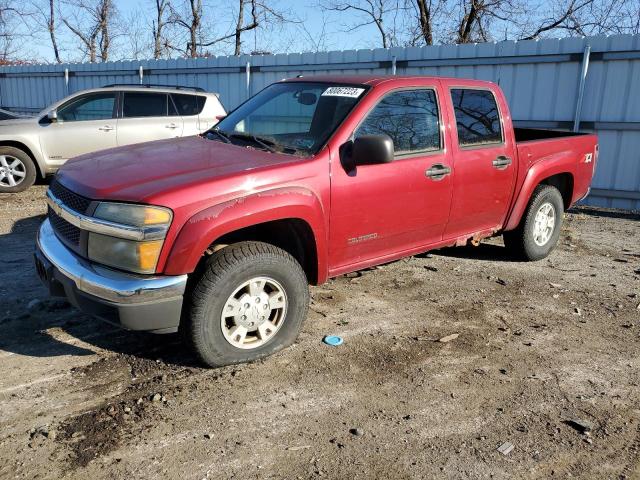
(492, 155, 512, 169)
(165, 123, 178, 129)
(425, 163, 451, 180)
(98, 125, 114, 132)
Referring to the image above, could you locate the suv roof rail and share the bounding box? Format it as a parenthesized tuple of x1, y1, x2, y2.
(101, 83, 206, 92)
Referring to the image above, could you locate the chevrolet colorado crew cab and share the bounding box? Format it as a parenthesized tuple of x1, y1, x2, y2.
(34, 75, 597, 367)
(0, 85, 225, 193)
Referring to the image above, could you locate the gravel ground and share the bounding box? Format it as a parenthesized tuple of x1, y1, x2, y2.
(0, 185, 639, 480)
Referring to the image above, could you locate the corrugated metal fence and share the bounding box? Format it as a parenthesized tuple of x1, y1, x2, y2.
(1, 34, 639, 209)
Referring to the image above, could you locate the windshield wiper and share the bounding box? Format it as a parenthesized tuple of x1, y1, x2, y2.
(207, 128, 231, 143)
(228, 132, 278, 153)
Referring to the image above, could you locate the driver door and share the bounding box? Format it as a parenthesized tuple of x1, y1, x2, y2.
(38, 92, 118, 163)
(329, 86, 453, 269)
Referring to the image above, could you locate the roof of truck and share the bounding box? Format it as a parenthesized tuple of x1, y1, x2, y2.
(282, 74, 496, 87)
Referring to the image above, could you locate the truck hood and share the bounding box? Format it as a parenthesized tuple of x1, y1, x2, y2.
(56, 136, 301, 202)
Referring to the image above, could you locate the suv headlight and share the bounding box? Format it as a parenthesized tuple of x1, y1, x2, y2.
(87, 203, 172, 274)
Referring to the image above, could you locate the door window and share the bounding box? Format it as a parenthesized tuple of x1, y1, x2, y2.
(172, 94, 205, 116)
(57, 93, 116, 122)
(355, 89, 440, 155)
(451, 89, 502, 147)
(122, 92, 169, 118)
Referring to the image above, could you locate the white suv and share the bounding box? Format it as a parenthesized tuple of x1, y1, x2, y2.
(0, 85, 226, 192)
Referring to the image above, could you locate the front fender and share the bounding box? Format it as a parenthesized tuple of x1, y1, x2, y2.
(0, 135, 45, 176)
(504, 151, 575, 231)
(162, 186, 328, 281)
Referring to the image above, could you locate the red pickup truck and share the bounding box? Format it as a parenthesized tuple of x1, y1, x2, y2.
(35, 75, 597, 367)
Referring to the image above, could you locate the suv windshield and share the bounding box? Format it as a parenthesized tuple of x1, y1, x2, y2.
(210, 82, 368, 155)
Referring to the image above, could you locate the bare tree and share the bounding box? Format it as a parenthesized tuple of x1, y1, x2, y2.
(98, 0, 110, 60)
(453, 0, 518, 44)
(30, 0, 63, 62)
(120, 8, 151, 60)
(152, 0, 170, 58)
(42, 0, 62, 63)
(62, 0, 115, 62)
(413, 0, 434, 44)
(520, 0, 640, 38)
(321, 0, 403, 48)
(168, 0, 202, 57)
(190, 0, 291, 56)
(0, 1, 34, 63)
(298, 11, 330, 52)
(516, 0, 591, 39)
(448, 0, 632, 44)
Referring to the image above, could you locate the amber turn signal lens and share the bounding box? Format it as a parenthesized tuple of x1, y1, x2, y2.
(137, 240, 164, 271)
(143, 207, 172, 225)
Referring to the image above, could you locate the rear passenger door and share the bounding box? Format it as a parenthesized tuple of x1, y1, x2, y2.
(116, 91, 184, 147)
(443, 86, 517, 239)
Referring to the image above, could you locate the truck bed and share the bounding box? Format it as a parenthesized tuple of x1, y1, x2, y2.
(514, 127, 589, 142)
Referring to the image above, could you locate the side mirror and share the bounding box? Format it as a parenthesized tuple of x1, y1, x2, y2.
(352, 134, 394, 165)
(215, 114, 226, 121)
(47, 110, 58, 122)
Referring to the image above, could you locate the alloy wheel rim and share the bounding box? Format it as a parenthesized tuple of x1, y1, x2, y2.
(220, 276, 288, 350)
(532, 202, 556, 246)
(0, 155, 26, 187)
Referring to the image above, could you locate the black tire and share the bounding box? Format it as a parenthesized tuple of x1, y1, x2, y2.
(182, 241, 310, 368)
(0, 146, 37, 193)
(503, 185, 564, 261)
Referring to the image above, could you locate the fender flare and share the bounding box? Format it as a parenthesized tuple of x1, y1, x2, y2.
(162, 186, 328, 282)
(0, 138, 45, 177)
(504, 155, 575, 231)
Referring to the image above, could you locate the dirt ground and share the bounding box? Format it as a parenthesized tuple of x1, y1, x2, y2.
(0, 185, 639, 480)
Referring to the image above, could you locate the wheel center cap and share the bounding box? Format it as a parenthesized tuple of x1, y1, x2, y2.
(237, 293, 270, 329)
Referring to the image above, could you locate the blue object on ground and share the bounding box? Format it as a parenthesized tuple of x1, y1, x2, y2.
(323, 335, 344, 346)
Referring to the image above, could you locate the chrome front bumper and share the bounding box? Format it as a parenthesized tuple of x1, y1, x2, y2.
(35, 219, 188, 332)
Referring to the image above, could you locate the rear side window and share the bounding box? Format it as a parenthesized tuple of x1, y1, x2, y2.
(451, 89, 502, 147)
(355, 89, 440, 155)
(122, 92, 169, 118)
(172, 94, 206, 116)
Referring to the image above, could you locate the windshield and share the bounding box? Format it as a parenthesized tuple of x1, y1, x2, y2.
(210, 82, 368, 155)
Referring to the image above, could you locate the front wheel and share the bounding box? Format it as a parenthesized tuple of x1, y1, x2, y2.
(182, 241, 310, 368)
(503, 185, 564, 261)
(0, 147, 37, 193)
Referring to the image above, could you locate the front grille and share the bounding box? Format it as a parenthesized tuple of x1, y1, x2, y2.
(49, 179, 91, 214)
(48, 206, 81, 246)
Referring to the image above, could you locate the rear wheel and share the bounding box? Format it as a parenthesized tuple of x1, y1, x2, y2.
(182, 241, 309, 368)
(0, 147, 36, 193)
(503, 185, 564, 261)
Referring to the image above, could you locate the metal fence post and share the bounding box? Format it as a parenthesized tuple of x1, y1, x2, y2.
(246, 61, 251, 99)
(391, 55, 397, 75)
(64, 68, 69, 95)
(573, 44, 591, 132)
(139, 66, 144, 84)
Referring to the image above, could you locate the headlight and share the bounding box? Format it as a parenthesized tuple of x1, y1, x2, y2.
(93, 203, 172, 227)
(88, 202, 172, 274)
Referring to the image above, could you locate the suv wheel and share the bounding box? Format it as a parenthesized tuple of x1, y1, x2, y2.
(503, 184, 564, 261)
(0, 147, 36, 193)
(183, 241, 309, 368)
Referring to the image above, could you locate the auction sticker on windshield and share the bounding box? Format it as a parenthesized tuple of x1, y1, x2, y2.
(322, 87, 365, 98)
